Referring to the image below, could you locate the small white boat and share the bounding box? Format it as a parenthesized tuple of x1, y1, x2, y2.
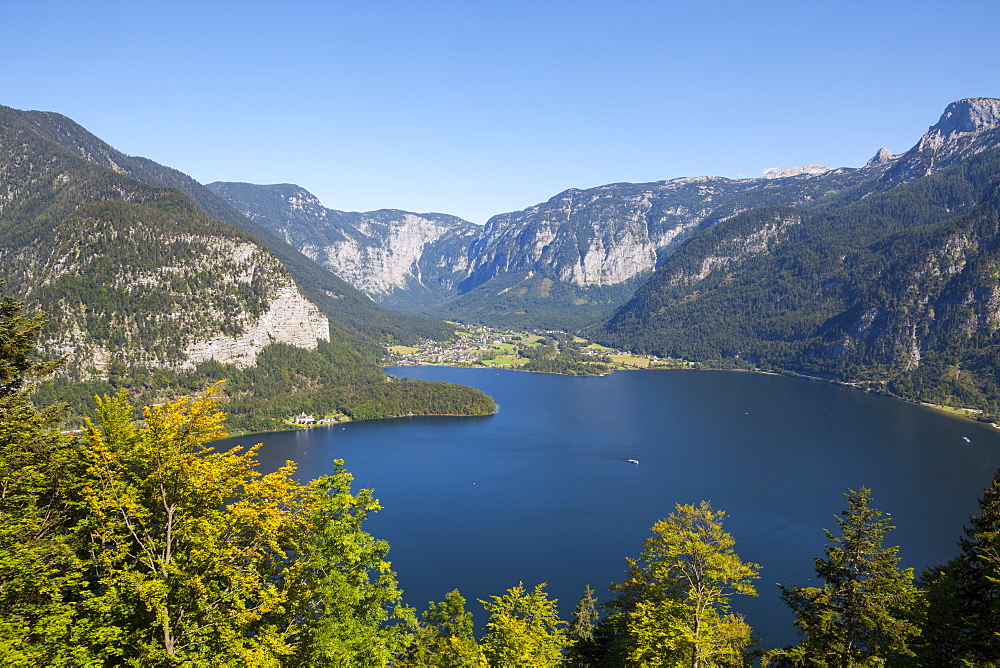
(628, 459, 639, 465)
(963, 436, 971, 443)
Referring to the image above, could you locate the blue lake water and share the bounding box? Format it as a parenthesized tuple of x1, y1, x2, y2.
(220, 366, 1000, 648)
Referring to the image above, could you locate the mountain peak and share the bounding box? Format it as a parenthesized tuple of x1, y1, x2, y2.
(866, 147, 897, 168)
(928, 97, 1000, 137)
(912, 98, 1000, 168)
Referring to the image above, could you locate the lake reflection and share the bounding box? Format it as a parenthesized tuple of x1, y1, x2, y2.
(218, 367, 1000, 648)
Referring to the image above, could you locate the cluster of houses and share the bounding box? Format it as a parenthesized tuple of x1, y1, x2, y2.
(390, 328, 526, 366)
(289, 412, 344, 427)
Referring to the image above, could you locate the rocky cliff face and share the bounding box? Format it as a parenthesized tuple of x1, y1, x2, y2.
(0, 106, 331, 378)
(210, 99, 1000, 331)
(462, 178, 740, 291)
(180, 282, 329, 369)
(207, 182, 480, 306)
(879, 97, 1000, 177)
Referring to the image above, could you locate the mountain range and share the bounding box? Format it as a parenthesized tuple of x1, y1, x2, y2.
(0, 105, 489, 430)
(597, 98, 1000, 414)
(4, 97, 1000, 420)
(209, 98, 1000, 333)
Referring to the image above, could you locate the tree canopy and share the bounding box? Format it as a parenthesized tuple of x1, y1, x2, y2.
(607, 501, 760, 667)
(775, 488, 920, 665)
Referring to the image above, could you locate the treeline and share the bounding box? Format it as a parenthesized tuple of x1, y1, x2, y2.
(333, 379, 496, 421)
(34, 338, 495, 432)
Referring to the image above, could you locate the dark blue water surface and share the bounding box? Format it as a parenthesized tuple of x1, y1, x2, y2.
(220, 367, 1000, 648)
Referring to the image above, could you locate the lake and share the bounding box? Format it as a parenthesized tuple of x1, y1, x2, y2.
(222, 366, 1000, 648)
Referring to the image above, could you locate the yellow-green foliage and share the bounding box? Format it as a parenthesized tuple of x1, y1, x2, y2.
(3, 383, 410, 665)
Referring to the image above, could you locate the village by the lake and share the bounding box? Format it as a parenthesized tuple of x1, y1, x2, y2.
(387, 326, 676, 370)
(282, 327, 682, 428)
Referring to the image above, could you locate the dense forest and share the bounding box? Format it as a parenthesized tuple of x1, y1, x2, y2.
(32, 338, 495, 433)
(595, 145, 1000, 421)
(4, 297, 999, 665)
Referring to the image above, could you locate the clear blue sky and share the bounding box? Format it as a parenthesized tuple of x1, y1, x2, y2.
(6, 0, 1000, 223)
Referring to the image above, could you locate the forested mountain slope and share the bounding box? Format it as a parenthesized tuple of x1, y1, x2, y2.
(0, 105, 492, 430)
(595, 119, 1000, 416)
(12, 107, 453, 344)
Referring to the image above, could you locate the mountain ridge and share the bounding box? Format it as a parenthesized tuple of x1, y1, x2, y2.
(591, 121, 1000, 417)
(12, 107, 454, 345)
(213, 99, 1000, 330)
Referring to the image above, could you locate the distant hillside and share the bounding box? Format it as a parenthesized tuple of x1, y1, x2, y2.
(0, 105, 492, 431)
(594, 99, 1000, 418)
(16, 108, 454, 345)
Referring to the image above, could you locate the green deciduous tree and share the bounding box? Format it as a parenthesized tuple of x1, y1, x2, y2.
(281, 462, 413, 666)
(609, 501, 760, 667)
(75, 385, 409, 664)
(775, 488, 920, 666)
(480, 582, 568, 667)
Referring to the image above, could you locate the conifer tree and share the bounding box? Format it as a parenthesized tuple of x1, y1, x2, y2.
(776, 488, 920, 665)
(566, 584, 600, 666)
(917, 470, 1000, 663)
(0, 289, 85, 663)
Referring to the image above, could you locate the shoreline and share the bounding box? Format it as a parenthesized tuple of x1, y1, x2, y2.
(218, 406, 498, 441)
(388, 361, 1000, 431)
(224, 359, 999, 441)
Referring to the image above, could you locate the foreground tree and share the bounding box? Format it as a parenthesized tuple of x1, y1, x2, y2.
(399, 589, 485, 666)
(609, 501, 760, 667)
(76, 386, 410, 664)
(916, 470, 1000, 663)
(480, 582, 568, 666)
(774, 488, 920, 665)
(565, 584, 601, 665)
(0, 290, 87, 663)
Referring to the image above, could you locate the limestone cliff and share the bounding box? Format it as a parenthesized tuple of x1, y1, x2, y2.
(0, 105, 331, 379)
(207, 182, 479, 308)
